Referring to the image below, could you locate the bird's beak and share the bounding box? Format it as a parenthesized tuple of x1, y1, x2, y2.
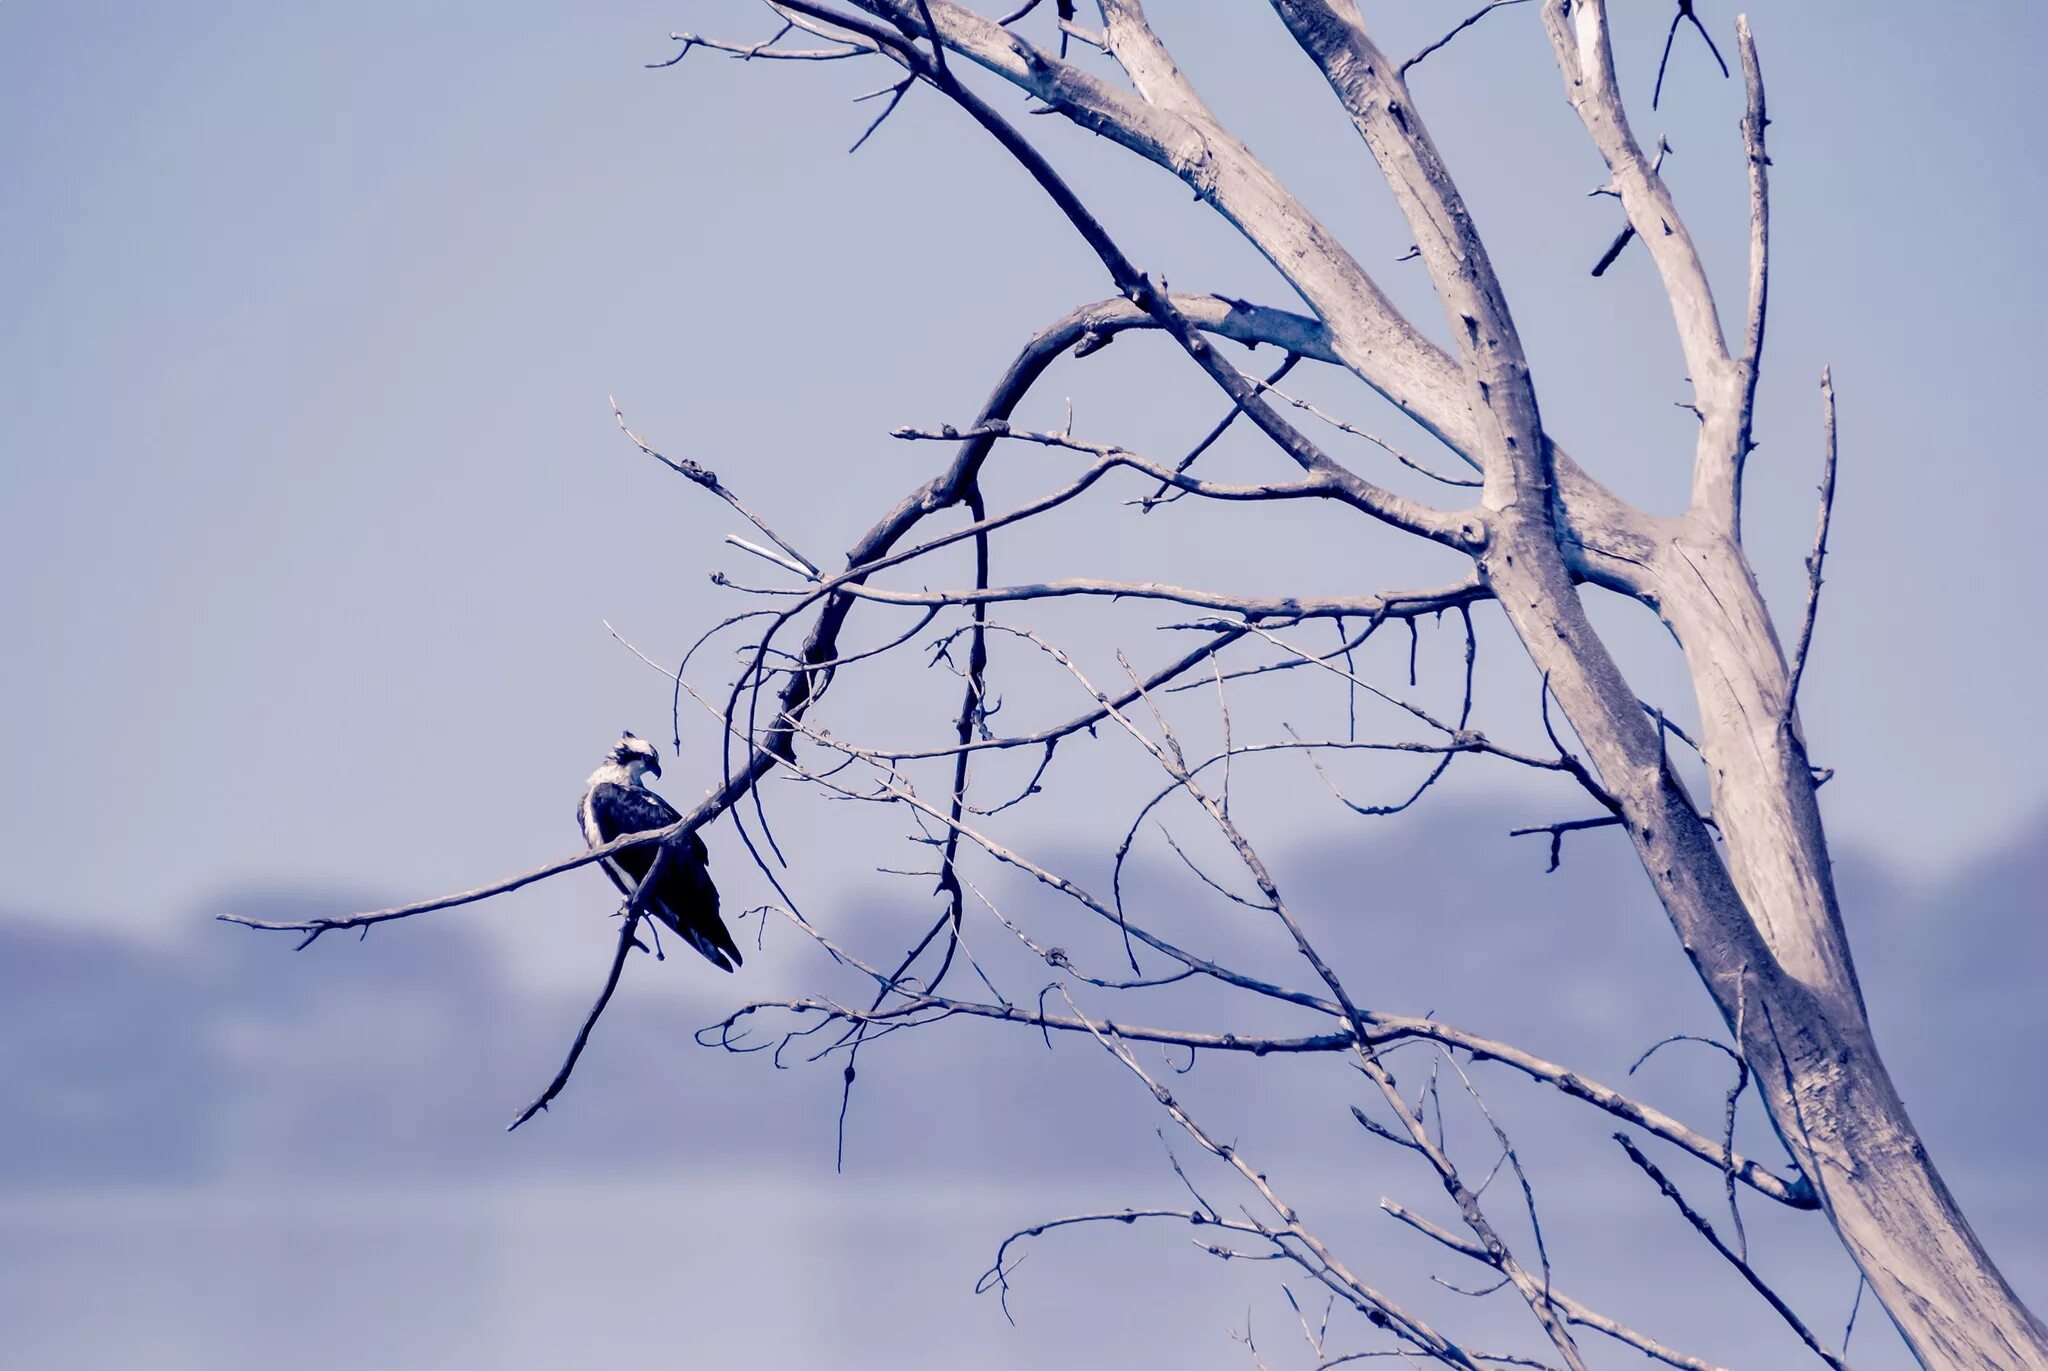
(648, 755, 663, 779)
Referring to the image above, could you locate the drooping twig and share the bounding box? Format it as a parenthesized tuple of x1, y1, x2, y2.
(1613, 1133, 1846, 1368)
(1653, 1, 1729, 110)
(848, 74, 915, 153)
(828, 469, 998, 1169)
(1842, 1274, 1866, 1356)
(977, 1206, 1274, 1323)
(508, 843, 674, 1131)
(1629, 1028, 1751, 1260)
(508, 908, 644, 1130)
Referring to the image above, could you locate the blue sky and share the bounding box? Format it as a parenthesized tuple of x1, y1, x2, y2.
(5, 2, 2046, 958)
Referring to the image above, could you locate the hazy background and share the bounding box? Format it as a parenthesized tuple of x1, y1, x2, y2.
(4, 3, 2044, 1368)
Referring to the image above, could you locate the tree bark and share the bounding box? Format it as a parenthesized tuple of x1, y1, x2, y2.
(1646, 523, 2048, 1367)
(1257, 1, 2048, 1360)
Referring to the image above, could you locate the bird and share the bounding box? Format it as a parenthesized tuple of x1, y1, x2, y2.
(576, 731, 741, 972)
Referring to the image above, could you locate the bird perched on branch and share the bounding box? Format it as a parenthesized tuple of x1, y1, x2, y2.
(576, 731, 741, 972)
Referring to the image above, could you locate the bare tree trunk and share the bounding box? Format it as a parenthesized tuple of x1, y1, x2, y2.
(1649, 528, 2048, 1367)
(1268, 2, 2048, 1360)
(1473, 484, 2048, 1366)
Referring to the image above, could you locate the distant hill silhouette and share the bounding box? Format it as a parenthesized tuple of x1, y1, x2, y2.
(3, 803, 2042, 1214)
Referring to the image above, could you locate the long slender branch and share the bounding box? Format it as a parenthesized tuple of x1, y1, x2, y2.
(1270, 0, 1553, 525)
(216, 291, 1347, 946)
(820, 576, 1407, 620)
(507, 838, 685, 1129)
(1784, 369, 1837, 724)
(1068, 603, 1588, 1370)
(749, 0, 1660, 596)
(1540, 0, 1767, 533)
(507, 909, 643, 1130)
(1066, 991, 1488, 1368)
(862, 578, 1486, 763)
(786, 1, 1470, 546)
(1614, 1133, 1846, 1368)
(652, 25, 870, 65)
(739, 853, 1810, 1204)
(891, 418, 1354, 505)
(612, 397, 821, 576)
(1143, 352, 1301, 508)
(713, 995, 1356, 1058)
(1250, 376, 1480, 487)
(1540, 0, 1731, 384)
(218, 831, 657, 946)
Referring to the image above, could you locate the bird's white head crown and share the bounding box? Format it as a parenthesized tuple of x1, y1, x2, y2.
(602, 731, 663, 783)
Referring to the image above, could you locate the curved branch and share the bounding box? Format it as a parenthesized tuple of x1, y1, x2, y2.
(708, 967, 1811, 1211)
(217, 831, 658, 947)
(507, 909, 643, 1131)
(1540, 0, 1731, 384)
(216, 290, 1341, 948)
(860, 577, 1487, 763)
(1402, 0, 1533, 78)
(811, 0, 1658, 592)
(825, 576, 1408, 620)
(1539, 0, 1754, 530)
(1614, 1133, 1845, 1368)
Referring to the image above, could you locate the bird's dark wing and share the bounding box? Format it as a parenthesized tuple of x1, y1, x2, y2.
(588, 781, 682, 848)
(586, 782, 740, 972)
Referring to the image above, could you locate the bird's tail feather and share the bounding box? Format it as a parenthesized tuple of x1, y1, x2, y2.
(660, 910, 739, 973)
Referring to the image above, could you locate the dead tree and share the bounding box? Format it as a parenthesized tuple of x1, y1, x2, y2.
(225, 4, 2046, 1367)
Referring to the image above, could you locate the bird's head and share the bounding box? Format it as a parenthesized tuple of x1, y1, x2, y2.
(606, 731, 663, 782)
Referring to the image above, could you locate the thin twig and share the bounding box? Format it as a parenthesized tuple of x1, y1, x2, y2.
(1784, 368, 1837, 724)
(848, 75, 914, 153)
(1402, 0, 1533, 78)
(1653, 1, 1729, 110)
(1613, 1133, 1846, 1368)
(1141, 353, 1302, 510)
(611, 396, 820, 576)
(507, 909, 643, 1130)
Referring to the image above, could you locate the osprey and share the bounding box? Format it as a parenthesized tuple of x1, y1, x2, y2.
(577, 732, 741, 972)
